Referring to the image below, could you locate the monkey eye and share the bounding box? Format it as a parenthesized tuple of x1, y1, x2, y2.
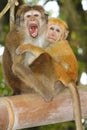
(50, 27, 54, 30)
(56, 29, 60, 32)
(26, 15, 31, 18)
(34, 14, 39, 17)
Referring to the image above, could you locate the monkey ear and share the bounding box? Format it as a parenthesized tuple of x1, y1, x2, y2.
(16, 15, 20, 26)
(64, 30, 69, 40)
(45, 13, 49, 23)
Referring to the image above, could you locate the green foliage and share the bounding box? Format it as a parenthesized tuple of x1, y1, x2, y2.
(70, 45, 78, 56)
(38, 121, 75, 130)
(78, 61, 84, 76)
(22, 121, 76, 130)
(0, 79, 12, 96)
(0, 63, 12, 96)
(0, 23, 9, 45)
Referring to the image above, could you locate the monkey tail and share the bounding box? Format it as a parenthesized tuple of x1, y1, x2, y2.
(68, 82, 83, 130)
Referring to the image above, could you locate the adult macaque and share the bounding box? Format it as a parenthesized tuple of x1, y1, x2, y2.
(16, 18, 83, 130)
(2, 5, 57, 102)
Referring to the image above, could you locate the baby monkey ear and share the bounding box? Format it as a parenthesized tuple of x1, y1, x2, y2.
(16, 15, 20, 25)
(64, 30, 69, 40)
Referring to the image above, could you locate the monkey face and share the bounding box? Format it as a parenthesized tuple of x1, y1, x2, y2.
(16, 5, 48, 39)
(46, 24, 64, 42)
(23, 10, 42, 38)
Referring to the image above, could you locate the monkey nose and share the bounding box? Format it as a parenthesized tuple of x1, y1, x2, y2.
(31, 17, 35, 21)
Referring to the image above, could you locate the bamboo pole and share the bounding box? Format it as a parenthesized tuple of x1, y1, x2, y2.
(0, 88, 86, 130)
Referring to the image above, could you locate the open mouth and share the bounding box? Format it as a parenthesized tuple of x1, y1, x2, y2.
(29, 24, 38, 38)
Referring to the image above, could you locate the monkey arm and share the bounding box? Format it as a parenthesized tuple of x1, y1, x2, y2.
(16, 43, 70, 71)
(16, 44, 45, 57)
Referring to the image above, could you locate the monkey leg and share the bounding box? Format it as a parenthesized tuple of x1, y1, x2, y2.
(54, 80, 65, 95)
(2, 49, 34, 95)
(2, 49, 22, 94)
(30, 53, 65, 97)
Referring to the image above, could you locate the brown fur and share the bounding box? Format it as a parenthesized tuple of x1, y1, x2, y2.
(2, 5, 56, 102)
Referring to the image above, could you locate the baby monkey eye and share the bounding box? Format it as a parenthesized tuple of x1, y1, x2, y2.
(50, 27, 54, 30)
(56, 29, 60, 32)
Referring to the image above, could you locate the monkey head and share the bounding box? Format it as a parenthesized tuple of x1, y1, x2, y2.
(16, 5, 48, 38)
(46, 17, 69, 42)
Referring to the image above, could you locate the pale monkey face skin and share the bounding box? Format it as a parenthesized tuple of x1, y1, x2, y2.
(46, 24, 64, 43)
(23, 10, 43, 38)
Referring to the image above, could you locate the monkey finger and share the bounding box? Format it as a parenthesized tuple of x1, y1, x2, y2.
(16, 47, 25, 55)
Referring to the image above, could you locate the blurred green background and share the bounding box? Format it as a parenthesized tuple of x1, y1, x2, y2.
(0, 0, 87, 129)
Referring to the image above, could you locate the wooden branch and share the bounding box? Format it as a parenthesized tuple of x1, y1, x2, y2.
(9, 0, 17, 29)
(0, 0, 19, 19)
(0, 87, 87, 130)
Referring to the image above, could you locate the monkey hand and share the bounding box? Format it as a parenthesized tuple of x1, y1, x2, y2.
(16, 45, 28, 55)
(61, 62, 70, 70)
